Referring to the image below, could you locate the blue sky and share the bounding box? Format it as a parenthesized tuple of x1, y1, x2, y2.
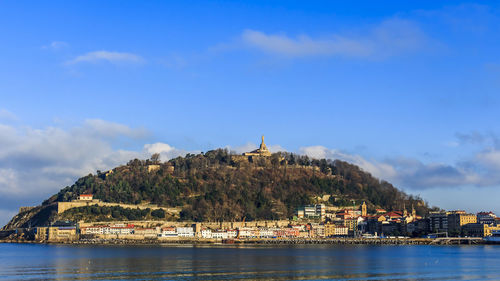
(1, 1, 500, 225)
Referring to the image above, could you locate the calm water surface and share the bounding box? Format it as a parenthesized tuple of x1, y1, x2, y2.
(0, 243, 499, 280)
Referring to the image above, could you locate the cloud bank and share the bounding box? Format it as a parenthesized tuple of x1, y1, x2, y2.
(0, 118, 189, 225)
(67, 51, 144, 65)
(300, 133, 500, 191)
(240, 18, 429, 58)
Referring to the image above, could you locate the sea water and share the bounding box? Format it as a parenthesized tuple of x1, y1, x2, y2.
(0, 243, 499, 280)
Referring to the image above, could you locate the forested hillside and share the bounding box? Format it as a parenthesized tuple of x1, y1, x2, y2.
(39, 149, 431, 222)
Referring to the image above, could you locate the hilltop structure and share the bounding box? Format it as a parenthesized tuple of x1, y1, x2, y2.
(243, 135, 272, 157)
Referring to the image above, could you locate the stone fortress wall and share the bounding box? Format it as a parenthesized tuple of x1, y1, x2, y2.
(57, 200, 181, 217)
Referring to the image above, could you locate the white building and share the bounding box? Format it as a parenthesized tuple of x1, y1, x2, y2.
(334, 226, 349, 236)
(81, 225, 105, 235)
(227, 229, 237, 238)
(259, 228, 275, 238)
(79, 194, 93, 201)
(212, 230, 228, 239)
(160, 227, 178, 238)
(238, 227, 253, 238)
(201, 229, 212, 238)
(134, 228, 158, 238)
(104, 226, 134, 235)
(177, 226, 195, 237)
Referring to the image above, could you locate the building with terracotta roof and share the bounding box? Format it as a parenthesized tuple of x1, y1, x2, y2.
(78, 194, 93, 201)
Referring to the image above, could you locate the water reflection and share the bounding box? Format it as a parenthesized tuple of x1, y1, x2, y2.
(0, 244, 499, 280)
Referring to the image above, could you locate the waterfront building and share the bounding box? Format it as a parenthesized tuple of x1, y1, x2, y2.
(104, 225, 134, 235)
(380, 221, 403, 236)
(160, 227, 177, 238)
(477, 212, 497, 225)
(237, 227, 253, 238)
(333, 226, 349, 236)
(227, 229, 238, 238)
(429, 211, 448, 233)
(201, 228, 212, 238)
(324, 223, 336, 237)
(462, 223, 500, 237)
(36, 223, 78, 242)
(284, 228, 299, 238)
(406, 218, 430, 237)
(134, 228, 158, 238)
(259, 228, 275, 238)
(312, 225, 325, 238)
(212, 230, 229, 239)
(447, 210, 477, 234)
(176, 226, 195, 237)
(81, 225, 106, 235)
(273, 228, 286, 238)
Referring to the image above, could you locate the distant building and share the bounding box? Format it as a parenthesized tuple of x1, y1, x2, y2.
(477, 212, 496, 225)
(211, 230, 229, 239)
(296, 204, 325, 219)
(134, 228, 158, 238)
(361, 201, 367, 217)
(177, 226, 195, 237)
(147, 165, 160, 172)
(160, 227, 177, 238)
(201, 228, 212, 239)
(447, 210, 477, 234)
(462, 223, 500, 237)
(243, 135, 272, 157)
(78, 194, 93, 201)
(36, 221, 78, 241)
(429, 211, 448, 233)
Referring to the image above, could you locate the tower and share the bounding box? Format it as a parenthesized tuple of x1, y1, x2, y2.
(260, 135, 267, 151)
(403, 203, 408, 217)
(361, 201, 367, 217)
(243, 135, 271, 157)
(412, 204, 416, 218)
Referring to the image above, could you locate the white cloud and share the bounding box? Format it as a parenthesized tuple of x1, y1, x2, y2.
(240, 18, 429, 58)
(0, 120, 188, 199)
(82, 119, 148, 139)
(42, 41, 69, 50)
(0, 109, 17, 121)
(300, 146, 397, 180)
(241, 30, 371, 57)
(144, 142, 189, 161)
(0, 118, 199, 226)
(299, 143, 500, 191)
(226, 142, 258, 154)
(268, 144, 286, 153)
(67, 51, 144, 65)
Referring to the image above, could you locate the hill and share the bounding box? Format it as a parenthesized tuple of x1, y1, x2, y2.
(2, 149, 434, 229)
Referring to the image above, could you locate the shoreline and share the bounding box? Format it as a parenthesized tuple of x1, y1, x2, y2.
(1, 237, 490, 246)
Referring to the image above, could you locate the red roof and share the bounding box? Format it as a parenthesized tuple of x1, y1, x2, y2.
(80, 194, 93, 197)
(385, 211, 403, 218)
